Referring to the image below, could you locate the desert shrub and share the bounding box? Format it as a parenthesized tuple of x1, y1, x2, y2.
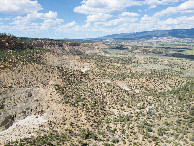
(112, 139, 119, 143)
(0, 33, 31, 50)
(147, 127, 153, 132)
(158, 127, 166, 136)
(80, 128, 91, 139)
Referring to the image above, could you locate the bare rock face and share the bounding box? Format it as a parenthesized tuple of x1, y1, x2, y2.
(0, 82, 64, 144)
(0, 88, 43, 132)
(0, 63, 60, 133)
(43, 42, 105, 56)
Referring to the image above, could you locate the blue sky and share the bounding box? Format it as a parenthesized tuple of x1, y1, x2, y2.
(0, 0, 193, 39)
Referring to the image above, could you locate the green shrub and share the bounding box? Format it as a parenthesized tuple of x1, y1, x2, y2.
(80, 128, 91, 139)
(112, 139, 119, 143)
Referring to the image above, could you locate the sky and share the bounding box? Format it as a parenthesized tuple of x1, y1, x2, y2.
(0, 0, 194, 39)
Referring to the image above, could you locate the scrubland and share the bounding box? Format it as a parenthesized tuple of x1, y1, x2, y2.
(0, 35, 193, 146)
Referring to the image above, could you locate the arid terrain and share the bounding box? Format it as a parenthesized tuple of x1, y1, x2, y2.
(0, 34, 193, 146)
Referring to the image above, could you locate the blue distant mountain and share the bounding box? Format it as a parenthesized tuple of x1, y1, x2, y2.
(95, 28, 194, 40)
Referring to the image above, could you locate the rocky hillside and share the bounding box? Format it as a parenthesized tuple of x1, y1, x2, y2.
(0, 34, 193, 146)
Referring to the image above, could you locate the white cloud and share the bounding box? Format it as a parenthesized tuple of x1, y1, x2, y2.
(102, 17, 139, 26)
(148, 5, 157, 9)
(0, 0, 42, 15)
(141, 14, 156, 22)
(41, 18, 64, 30)
(11, 11, 64, 31)
(74, 0, 141, 15)
(154, 0, 194, 17)
(91, 11, 139, 26)
(119, 12, 140, 17)
(14, 11, 58, 22)
(63, 21, 76, 28)
(56, 21, 78, 32)
(161, 16, 194, 28)
(27, 11, 58, 20)
(93, 18, 138, 28)
(114, 14, 194, 34)
(144, 0, 180, 6)
(73, 0, 142, 34)
(83, 23, 91, 28)
(87, 13, 113, 23)
(178, 0, 194, 12)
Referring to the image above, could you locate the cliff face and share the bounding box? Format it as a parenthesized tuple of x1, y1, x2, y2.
(0, 62, 61, 141)
(0, 88, 43, 132)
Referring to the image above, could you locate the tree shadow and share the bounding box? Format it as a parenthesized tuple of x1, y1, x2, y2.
(165, 53, 194, 60)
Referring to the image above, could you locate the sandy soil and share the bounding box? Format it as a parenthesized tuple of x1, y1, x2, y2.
(0, 115, 47, 144)
(116, 81, 131, 91)
(43, 53, 92, 72)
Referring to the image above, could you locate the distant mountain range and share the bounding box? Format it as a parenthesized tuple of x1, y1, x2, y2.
(95, 28, 194, 41)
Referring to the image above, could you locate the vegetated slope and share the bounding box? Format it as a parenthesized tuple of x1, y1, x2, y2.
(97, 28, 194, 40)
(0, 34, 193, 146)
(0, 34, 99, 144)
